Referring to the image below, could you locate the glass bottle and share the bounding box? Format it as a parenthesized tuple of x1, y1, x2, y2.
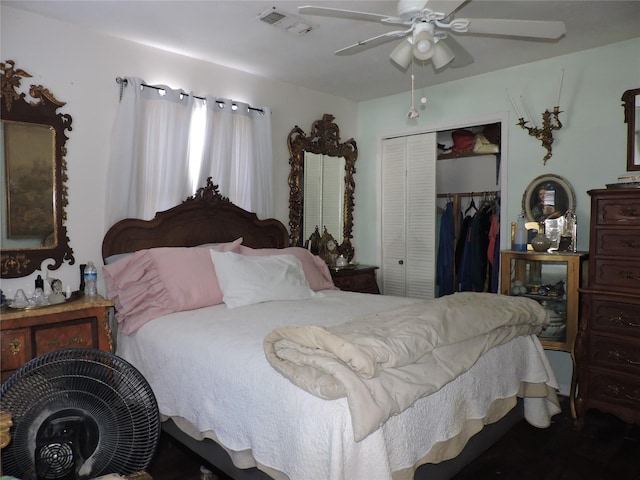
(514, 212, 528, 252)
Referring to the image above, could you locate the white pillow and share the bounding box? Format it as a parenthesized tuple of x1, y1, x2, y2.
(210, 250, 315, 308)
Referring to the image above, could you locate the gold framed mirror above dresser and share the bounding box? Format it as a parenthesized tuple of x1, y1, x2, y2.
(0, 60, 75, 278)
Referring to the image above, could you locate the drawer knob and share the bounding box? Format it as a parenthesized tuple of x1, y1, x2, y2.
(47, 336, 84, 349)
(608, 313, 640, 328)
(608, 349, 640, 366)
(620, 239, 640, 249)
(619, 270, 640, 281)
(398, 260, 404, 265)
(9, 339, 21, 355)
(619, 207, 640, 218)
(607, 384, 640, 402)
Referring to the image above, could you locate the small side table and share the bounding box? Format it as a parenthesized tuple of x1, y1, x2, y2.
(330, 265, 380, 294)
(500, 249, 588, 419)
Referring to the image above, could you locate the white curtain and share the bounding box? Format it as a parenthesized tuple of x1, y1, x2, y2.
(193, 97, 273, 219)
(106, 77, 273, 228)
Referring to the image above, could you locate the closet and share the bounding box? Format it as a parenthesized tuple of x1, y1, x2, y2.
(435, 124, 501, 296)
(380, 122, 502, 299)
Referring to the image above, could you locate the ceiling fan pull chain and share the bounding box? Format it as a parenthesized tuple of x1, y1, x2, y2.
(408, 73, 419, 119)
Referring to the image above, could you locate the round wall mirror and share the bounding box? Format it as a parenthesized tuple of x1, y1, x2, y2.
(522, 173, 576, 223)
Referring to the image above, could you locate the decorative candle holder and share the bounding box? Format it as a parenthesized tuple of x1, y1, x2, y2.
(517, 106, 563, 165)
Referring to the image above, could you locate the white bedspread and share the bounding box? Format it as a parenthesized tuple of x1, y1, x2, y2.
(116, 290, 560, 480)
(264, 292, 548, 441)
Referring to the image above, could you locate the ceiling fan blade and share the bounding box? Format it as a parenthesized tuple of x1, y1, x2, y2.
(423, 0, 467, 19)
(298, 6, 403, 25)
(441, 36, 474, 68)
(464, 18, 566, 39)
(336, 30, 411, 56)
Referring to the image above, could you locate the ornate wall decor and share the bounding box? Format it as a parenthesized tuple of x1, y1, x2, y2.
(288, 114, 357, 260)
(622, 88, 640, 171)
(1, 60, 74, 278)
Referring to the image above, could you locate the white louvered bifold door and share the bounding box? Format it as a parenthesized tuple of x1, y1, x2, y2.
(405, 133, 436, 299)
(381, 133, 436, 299)
(382, 137, 407, 296)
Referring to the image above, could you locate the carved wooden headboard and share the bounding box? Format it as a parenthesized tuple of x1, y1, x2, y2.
(102, 178, 289, 262)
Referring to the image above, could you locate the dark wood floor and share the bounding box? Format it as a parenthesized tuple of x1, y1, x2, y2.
(147, 397, 640, 480)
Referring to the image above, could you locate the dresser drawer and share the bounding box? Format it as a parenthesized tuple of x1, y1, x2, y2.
(331, 266, 380, 294)
(33, 319, 96, 356)
(1, 328, 32, 372)
(589, 335, 640, 375)
(595, 197, 640, 225)
(591, 258, 640, 291)
(586, 295, 640, 336)
(592, 229, 640, 257)
(587, 369, 640, 410)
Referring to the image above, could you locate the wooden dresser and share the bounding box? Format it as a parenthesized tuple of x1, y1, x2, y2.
(575, 188, 640, 428)
(330, 265, 380, 294)
(0, 295, 113, 381)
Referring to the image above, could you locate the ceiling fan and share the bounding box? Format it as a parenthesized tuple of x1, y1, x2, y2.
(298, 0, 566, 70)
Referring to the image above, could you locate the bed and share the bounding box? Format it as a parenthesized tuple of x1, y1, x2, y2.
(102, 179, 561, 480)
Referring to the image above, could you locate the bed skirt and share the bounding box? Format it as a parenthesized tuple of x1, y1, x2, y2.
(161, 394, 532, 480)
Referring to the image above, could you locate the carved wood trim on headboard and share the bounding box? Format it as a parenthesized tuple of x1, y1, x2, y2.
(102, 178, 289, 262)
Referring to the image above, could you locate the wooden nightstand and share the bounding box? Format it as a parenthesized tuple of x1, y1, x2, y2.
(330, 265, 380, 294)
(0, 294, 113, 381)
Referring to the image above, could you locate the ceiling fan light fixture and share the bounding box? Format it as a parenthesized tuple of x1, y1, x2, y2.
(431, 40, 455, 69)
(412, 30, 435, 60)
(390, 39, 413, 69)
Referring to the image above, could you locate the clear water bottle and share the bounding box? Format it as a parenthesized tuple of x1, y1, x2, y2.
(84, 261, 98, 297)
(514, 212, 528, 252)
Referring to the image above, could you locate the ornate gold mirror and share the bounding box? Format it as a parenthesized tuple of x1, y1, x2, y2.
(1, 60, 74, 278)
(288, 114, 357, 260)
(622, 88, 640, 171)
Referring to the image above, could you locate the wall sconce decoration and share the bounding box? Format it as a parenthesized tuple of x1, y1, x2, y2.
(507, 70, 565, 165)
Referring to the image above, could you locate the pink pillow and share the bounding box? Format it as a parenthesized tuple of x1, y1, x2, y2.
(238, 245, 337, 291)
(103, 238, 242, 334)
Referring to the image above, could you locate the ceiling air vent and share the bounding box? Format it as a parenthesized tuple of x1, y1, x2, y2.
(257, 7, 314, 36)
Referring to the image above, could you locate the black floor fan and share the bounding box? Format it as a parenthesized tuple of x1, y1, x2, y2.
(0, 348, 160, 480)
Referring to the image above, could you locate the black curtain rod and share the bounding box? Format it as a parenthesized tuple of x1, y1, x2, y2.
(115, 77, 264, 113)
(436, 191, 499, 198)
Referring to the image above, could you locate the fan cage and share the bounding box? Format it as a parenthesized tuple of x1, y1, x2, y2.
(0, 348, 160, 480)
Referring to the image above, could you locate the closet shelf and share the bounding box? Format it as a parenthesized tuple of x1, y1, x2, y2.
(437, 151, 500, 160)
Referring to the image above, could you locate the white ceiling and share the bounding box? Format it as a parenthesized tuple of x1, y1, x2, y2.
(5, 0, 640, 102)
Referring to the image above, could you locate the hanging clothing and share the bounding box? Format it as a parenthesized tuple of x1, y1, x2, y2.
(436, 201, 457, 296)
(457, 200, 498, 293)
(458, 214, 475, 292)
(487, 213, 500, 293)
(471, 205, 493, 292)
(455, 214, 472, 276)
